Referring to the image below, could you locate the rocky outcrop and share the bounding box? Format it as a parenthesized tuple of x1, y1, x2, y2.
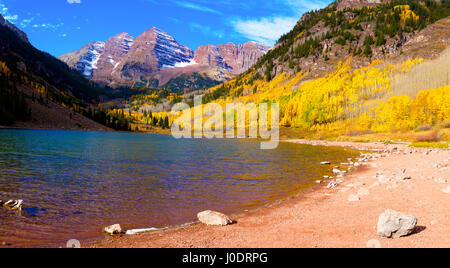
(194, 45, 231, 72)
(194, 42, 270, 75)
(336, 0, 385, 11)
(377, 209, 417, 238)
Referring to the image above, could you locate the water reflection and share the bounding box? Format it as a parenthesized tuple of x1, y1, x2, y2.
(0, 129, 360, 247)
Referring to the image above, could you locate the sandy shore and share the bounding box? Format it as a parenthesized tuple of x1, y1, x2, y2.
(91, 140, 450, 248)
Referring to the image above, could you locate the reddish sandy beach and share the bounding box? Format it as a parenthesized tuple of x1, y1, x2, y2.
(91, 140, 450, 248)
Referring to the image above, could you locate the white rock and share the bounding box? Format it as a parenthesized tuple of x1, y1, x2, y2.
(197, 210, 232, 226)
(377, 209, 417, 238)
(327, 179, 343, 189)
(104, 224, 122, 235)
(320, 161, 331, 165)
(348, 194, 360, 202)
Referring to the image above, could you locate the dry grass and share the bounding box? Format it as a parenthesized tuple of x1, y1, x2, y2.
(410, 142, 449, 149)
(416, 125, 433, 132)
(415, 131, 441, 142)
(439, 120, 450, 129)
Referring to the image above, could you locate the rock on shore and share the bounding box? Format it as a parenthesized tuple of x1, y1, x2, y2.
(377, 209, 417, 238)
(104, 224, 123, 235)
(197, 210, 232, 226)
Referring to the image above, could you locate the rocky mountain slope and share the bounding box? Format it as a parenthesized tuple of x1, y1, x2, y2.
(0, 13, 29, 43)
(0, 14, 129, 131)
(248, 0, 450, 81)
(59, 28, 270, 90)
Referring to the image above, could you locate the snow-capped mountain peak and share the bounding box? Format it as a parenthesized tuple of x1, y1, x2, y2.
(151, 27, 194, 69)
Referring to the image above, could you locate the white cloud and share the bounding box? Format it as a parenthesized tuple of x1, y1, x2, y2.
(32, 22, 64, 30)
(0, 3, 19, 23)
(231, 16, 298, 46)
(190, 23, 225, 38)
(173, 1, 222, 15)
(4, 14, 18, 22)
(230, 0, 332, 46)
(283, 0, 331, 14)
(67, 0, 82, 4)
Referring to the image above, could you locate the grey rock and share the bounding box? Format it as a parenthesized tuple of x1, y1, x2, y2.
(377, 209, 417, 238)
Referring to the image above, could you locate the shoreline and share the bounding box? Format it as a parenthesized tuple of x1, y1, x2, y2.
(90, 140, 450, 248)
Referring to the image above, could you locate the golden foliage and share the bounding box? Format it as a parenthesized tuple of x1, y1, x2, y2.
(202, 51, 449, 140)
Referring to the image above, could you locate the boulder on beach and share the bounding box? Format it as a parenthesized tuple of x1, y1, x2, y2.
(104, 224, 123, 235)
(377, 209, 417, 238)
(197, 210, 232, 226)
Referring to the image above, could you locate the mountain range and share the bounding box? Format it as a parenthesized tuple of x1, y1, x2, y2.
(59, 28, 270, 91)
(1, 0, 449, 132)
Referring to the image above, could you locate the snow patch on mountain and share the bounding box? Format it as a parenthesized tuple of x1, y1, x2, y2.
(163, 59, 197, 69)
(76, 41, 105, 78)
(153, 28, 194, 69)
(115, 32, 134, 56)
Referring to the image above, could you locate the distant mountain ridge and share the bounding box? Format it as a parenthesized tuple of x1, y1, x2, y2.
(0, 13, 122, 130)
(59, 28, 270, 89)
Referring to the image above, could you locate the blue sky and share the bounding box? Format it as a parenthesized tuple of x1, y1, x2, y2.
(0, 0, 333, 57)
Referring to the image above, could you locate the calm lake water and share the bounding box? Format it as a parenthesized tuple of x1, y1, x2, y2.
(0, 129, 360, 247)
